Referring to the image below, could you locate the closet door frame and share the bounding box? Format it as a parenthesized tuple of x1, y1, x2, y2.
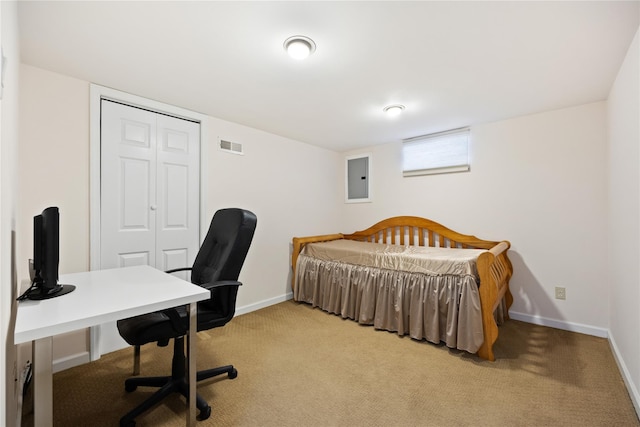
(88, 84, 209, 360)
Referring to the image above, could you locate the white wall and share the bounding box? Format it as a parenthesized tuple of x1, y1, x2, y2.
(607, 28, 640, 413)
(342, 102, 609, 336)
(202, 117, 342, 309)
(18, 65, 90, 363)
(1, 1, 20, 425)
(16, 64, 342, 362)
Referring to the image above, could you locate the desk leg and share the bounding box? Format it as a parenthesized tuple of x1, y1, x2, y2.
(33, 337, 53, 427)
(187, 302, 197, 427)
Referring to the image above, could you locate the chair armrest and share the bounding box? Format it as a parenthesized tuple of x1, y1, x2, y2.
(202, 280, 242, 291)
(160, 307, 187, 336)
(165, 267, 193, 274)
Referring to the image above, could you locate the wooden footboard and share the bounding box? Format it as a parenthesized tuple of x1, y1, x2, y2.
(476, 241, 513, 360)
(291, 216, 513, 361)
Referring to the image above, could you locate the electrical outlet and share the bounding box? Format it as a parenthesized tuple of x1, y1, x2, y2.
(555, 286, 566, 300)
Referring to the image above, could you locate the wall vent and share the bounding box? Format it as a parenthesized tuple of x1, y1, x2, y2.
(220, 139, 243, 155)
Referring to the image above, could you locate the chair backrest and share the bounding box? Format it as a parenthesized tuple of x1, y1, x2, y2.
(192, 208, 257, 325)
(192, 208, 257, 284)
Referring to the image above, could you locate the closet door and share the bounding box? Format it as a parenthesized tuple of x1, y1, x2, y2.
(98, 100, 200, 355)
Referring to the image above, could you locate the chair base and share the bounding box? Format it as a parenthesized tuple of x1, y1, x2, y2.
(120, 337, 237, 427)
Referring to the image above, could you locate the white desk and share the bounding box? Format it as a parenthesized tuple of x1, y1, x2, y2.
(14, 265, 210, 427)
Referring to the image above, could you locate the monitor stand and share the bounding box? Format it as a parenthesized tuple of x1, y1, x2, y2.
(26, 284, 76, 300)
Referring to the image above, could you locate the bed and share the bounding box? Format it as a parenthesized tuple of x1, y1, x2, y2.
(291, 216, 513, 361)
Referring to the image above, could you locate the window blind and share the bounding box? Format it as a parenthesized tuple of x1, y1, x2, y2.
(402, 127, 470, 176)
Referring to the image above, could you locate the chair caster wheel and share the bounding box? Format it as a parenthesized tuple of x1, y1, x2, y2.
(124, 382, 137, 392)
(229, 368, 238, 379)
(120, 418, 135, 427)
(198, 405, 212, 421)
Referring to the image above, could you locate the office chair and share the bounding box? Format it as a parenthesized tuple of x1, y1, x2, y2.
(116, 208, 257, 427)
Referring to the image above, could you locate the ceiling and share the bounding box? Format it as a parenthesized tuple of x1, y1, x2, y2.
(17, 1, 640, 152)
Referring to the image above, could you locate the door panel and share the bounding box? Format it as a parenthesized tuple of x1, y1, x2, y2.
(120, 158, 152, 230)
(163, 163, 189, 229)
(122, 120, 151, 147)
(163, 248, 190, 281)
(118, 252, 150, 268)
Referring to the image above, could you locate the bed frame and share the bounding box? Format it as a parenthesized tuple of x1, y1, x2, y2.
(291, 216, 513, 361)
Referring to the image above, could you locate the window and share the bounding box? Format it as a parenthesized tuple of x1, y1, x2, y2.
(402, 127, 470, 176)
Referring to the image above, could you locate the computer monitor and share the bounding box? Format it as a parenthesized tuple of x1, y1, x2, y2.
(23, 207, 75, 301)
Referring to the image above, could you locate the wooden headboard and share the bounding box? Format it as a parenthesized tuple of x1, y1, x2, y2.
(341, 216, 500, 249)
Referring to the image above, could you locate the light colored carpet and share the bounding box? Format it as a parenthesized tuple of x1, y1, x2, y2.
(39, 300, 639, 426)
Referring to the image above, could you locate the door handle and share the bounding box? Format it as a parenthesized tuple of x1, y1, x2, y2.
(150, 205, 157, 211)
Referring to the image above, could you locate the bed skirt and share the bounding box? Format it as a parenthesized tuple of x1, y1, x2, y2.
(294, 255, 506, 353)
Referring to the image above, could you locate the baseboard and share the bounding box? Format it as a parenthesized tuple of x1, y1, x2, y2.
(608, 333, 640, 419)
(52, 351, 91, 373)
(235, 291, 294, 316)
(508, 311, 608, 338)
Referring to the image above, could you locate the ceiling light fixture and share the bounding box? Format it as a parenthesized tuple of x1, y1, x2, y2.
(284, 36, 316, 60)
(383, 104, 405, 117)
